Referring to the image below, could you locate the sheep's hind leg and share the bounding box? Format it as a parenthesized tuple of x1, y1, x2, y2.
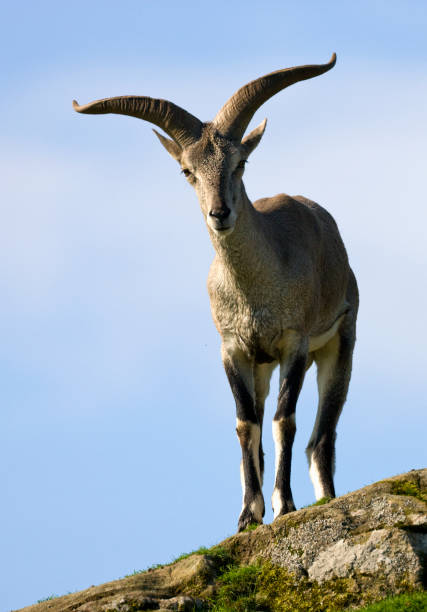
(306, 317, 356, 500)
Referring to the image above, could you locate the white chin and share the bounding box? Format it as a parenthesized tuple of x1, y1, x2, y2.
(212, 226, 234, 237)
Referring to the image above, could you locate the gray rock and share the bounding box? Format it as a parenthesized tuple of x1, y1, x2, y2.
(308, 528, 427, 583)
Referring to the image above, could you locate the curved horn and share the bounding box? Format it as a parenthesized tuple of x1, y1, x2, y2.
(213, 54, 337, 141)
(73, 96, 203, 148)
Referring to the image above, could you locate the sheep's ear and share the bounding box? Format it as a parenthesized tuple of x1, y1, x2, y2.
(241, 119, 267, 157)
(153, 129, 182, 162)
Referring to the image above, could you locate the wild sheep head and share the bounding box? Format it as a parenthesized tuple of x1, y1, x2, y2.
(73, 54, 336, 235)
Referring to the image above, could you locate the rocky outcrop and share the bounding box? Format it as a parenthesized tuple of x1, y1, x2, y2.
(16, 469, 426, 611)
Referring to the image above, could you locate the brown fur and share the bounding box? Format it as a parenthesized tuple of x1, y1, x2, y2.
(208, 189, 352, 356)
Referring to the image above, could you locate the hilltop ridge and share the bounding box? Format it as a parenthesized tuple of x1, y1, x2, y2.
(16, 469, 427, 611)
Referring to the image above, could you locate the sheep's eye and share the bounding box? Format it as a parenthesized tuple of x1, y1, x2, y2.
(237, 160, 247, 169)
(181, 168, 192, 177)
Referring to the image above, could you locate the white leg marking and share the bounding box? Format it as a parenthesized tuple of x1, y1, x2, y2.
(249, 492, 264, 522)
(309, 457, 327, 500)
(271, 488, 283, 519)
(272, 419, 283, 483)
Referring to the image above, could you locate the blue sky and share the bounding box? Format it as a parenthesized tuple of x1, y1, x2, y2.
(1, 1, 426, 610)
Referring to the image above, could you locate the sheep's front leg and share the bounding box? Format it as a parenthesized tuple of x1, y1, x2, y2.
(272, 337, 308, 518)
(222, 342, 264, 532)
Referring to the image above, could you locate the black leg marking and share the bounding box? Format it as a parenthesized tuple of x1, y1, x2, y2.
(276, 354, 307, 420)
(259, 440, 265, 483)
(224, 361, 257, 423)
(223, 358, 264, 531)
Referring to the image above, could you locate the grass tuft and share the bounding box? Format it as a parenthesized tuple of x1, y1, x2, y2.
(36, 594, 59, 603)
(172, 545, 212, 564)
(355, 590, 427, 611)
(303, 496, 332, 508)
(210, 563, 260, 611)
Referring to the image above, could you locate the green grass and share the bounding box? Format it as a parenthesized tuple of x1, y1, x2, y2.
(124, 563, 163, 576)
(356, 591, 427, 611)
(124, 544, 233, 578)
(172, 545, 212, 563)
(36, 591, 75, 604)
(36, 594, 59, 603)
(390, 479, 427, 503)
(124, 545, 212, 576)
(312, 496, 332, 506)
(206, 560, 426, 611)
(207, 561, 359, 611)
(302, 496, 332, 508)
(210, 564, 259, 611)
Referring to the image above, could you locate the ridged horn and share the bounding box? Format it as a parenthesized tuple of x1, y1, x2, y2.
(213, 54, 337, 142)
(73, 96, 203, 148)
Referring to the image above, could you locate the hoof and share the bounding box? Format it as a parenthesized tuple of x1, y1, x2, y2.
(237, 508, 263, 533)
(273, 499, 296, 519)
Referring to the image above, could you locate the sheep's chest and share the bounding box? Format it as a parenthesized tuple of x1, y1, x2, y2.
(209, 278, 290, 361)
